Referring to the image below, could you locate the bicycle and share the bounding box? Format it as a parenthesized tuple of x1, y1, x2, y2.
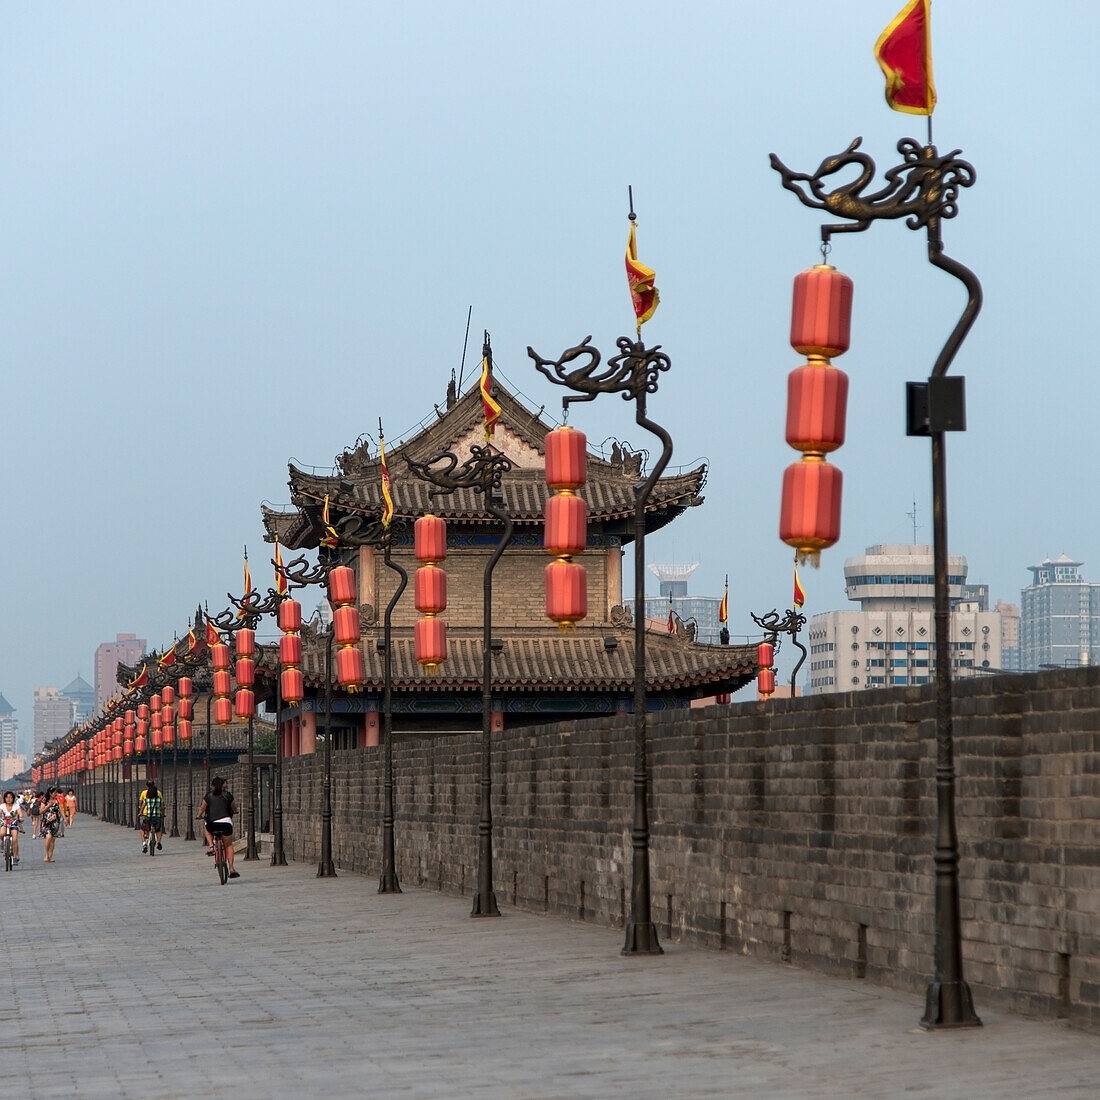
(211, 831, 229, 885)
(2, 826, 23, 871)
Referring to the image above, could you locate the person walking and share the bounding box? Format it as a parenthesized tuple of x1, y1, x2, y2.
(40, 791, 63, 862)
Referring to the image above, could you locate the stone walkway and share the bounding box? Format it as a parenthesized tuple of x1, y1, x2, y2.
(2, 817, 1097, 1098)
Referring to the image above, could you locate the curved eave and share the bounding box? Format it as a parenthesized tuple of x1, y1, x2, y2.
(258, 627, 756, 696)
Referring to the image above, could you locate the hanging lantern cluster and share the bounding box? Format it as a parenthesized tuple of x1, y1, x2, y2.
(779, 264, 852, 566)
(414, 514, 448, 674)
(329, 564, 365, 690)
(279, 597, 305, 704)
(178, 676, 193, 742)
(136, 702, 149, 754)
(757, 640, 776, 699)
(162, 684, 176, 746)
(150, 694, 163, 748)
(543, 426, 588, 629)
(123, 709, 135, 758)
(235, 626, 257, 718)
(210, 634, 234, 726)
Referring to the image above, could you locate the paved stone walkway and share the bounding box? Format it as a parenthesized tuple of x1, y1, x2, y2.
(2, 816, 1097, 1098)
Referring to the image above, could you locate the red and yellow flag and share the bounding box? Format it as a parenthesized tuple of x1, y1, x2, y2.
(718, 580, 728, 625)
(626, 221, 659, 332)
(205, 620, 221, 648)
(875, 0, 936, 116)
(480, 355, 502, 440)
(667, 596, 675, 634)
(158, 646, 176, 670)
(186, 626, 199, 655)
(274, 538, 288, 597)
(380, 433, 395, 527)
(794, 565, 806, 609)
(320, 494, 340, 550)
(128, 664, 149, 691)
(238, 551, 253, 618)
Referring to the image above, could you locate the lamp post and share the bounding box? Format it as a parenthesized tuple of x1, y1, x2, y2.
(771, 135, 981, 1028)
(750, 608, 807, 694)
(406, 423, 514, 918)
(529, 333, 672, 955)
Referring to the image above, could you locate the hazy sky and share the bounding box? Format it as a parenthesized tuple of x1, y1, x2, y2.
(1, 2, 1095, 739)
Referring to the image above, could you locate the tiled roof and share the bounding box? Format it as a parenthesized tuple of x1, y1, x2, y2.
(263, 382, 705, 547)
(256, 626, 757, 696)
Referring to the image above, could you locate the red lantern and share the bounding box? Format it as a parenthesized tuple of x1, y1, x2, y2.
(790, 264, 853, 360)
(757, 641, 775, 668)
(333, 605, 360, 646)
(179, 719, 192, 742)
(545, 426, 587, 491)
(279, 599, 302, 631)
(414, 514, 447, 563)
(138, 703, 150, 722)
(336, 645, 365, 688)
(785, 364, 849, 454)
(150, 694, 162, 714)
(235, 689, 256, 719)
(136, 732, 147, 754)
(716, 693, 731, 705)
(415, 616, 447, 671)
(779, 459, 842, 564)
(214, 696, 233, 726)
(235, 657, 256, 687)
(211, 643, 231, 671)
(280, 633, 302, 667)
(179, 698, 193, 721)
(329, 565, 356, 605)
(544, 493, 587, 558)
(415, 565, 447, 615)
(758, 669, 776, 698)
(281, 668, 304, 704)
(235, 628, 256, 658)
(178, 676, 193, 699)
(213, 669, 232, 697)
(163, 685, 176, 705)
(545, 559, 587, 628)
(162, 703, 175, 726)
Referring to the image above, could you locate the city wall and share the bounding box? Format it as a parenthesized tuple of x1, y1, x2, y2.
(156, 665, 1100, 1029)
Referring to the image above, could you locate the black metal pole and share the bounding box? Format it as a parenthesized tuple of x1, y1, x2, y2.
(622, 372, 670, 955)
(920, 212, 982, 1029)
(185, 736, 196, 841)
(245, 712, 258, 860)
(379, 545, 407, 893)
(271, 670, 287, 866)
(170, 741, 180, 837)
(318, 627, 337, 877)
(205, 692, 212, 776)
(471, 496, 512, 917)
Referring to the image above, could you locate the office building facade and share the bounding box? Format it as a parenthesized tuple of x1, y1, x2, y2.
(1019, 555, 1100, 671)
(806, 544, 1002, 694)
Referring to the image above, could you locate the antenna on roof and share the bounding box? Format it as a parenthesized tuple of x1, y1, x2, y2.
(456, 305, 474, 395)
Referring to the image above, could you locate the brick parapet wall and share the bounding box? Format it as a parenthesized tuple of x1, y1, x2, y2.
(148, 666, 1100, 1028)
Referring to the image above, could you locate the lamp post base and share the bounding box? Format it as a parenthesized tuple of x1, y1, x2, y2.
(471, 891, 500, 917)
(920, 980, 981, 1030)
(621, 921, 663, 956)
(378, 873, 402, 894)
(316, 861, 337, 878)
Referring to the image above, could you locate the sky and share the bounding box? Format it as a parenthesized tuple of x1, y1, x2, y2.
(0, 2, 1095, 746)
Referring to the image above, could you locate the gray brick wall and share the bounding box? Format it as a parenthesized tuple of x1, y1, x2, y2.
(150, 665, 1100, 1028)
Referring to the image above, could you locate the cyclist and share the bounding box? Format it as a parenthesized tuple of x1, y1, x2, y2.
(197, 777, 239, 879)
(1, 791, 23, 866)
(139, 781, 165, 854)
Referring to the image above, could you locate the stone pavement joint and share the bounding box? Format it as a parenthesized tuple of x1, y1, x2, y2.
(3, 817, 1098, 1099)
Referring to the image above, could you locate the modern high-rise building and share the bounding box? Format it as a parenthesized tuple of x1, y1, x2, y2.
(806, 544, 1003, 695)
(60, 674, 95, 724)
(0, 693, 18, 757)
(33, 687, 74, 756)
(625, 562, 726, 645)
(1019, 555, 1100, 671)
(996, 600, 1021, 671)
(94, 633, 146, 710)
